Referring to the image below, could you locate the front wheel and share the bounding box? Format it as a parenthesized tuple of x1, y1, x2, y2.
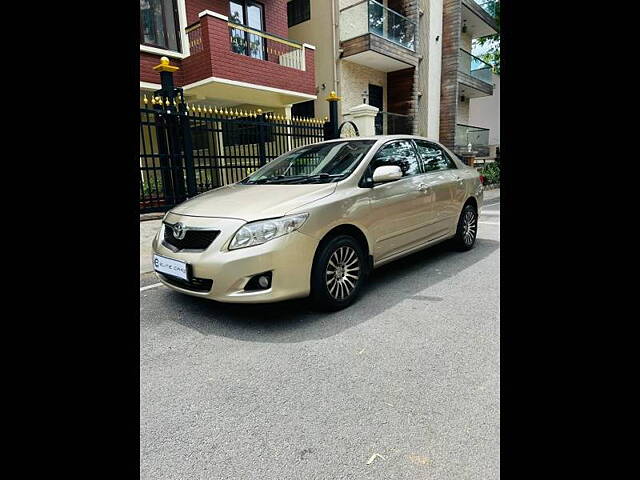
(310, 235, 367, 311)
(452, 204, 478, 251)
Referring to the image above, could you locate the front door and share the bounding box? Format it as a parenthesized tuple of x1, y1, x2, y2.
(367, 140, 430, 260)
(368, 84, 383, 135)
(229, 0, 265, 60)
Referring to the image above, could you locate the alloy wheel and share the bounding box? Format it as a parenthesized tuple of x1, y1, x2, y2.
(462, 209, 477, 246)
(325, 246, 360, 300)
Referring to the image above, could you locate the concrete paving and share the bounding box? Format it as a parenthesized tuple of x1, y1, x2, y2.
(139, 190, 500, 479)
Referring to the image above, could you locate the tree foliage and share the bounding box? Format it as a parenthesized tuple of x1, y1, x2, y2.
(475, 1, 500, 74)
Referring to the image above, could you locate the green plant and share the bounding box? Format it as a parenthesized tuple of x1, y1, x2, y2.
(141, 176, 164, 198)
(474, 1, 500, 74)
(482, 161, 500, 185)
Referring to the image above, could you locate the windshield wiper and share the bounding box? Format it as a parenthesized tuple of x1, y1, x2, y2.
(247, 175, 308, 184)
(299, 173, 345, 183)
(246, 173, 345, 185)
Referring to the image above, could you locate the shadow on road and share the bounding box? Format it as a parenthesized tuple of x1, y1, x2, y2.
(164, 239, 499, 343)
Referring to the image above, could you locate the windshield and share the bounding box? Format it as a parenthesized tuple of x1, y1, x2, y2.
(241, 140, 376, 185)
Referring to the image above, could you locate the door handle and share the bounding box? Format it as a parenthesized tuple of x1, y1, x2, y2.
(453, 176, 464, 185)
(418, 183, 430, 192)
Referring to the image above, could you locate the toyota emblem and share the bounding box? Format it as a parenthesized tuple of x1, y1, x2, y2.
(172, 222, 186, 240)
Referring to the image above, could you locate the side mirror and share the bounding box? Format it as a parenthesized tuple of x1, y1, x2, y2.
(372, 165, 403, 183)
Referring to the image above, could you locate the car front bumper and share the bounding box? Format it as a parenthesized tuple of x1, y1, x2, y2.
(151, 212, 319, 303)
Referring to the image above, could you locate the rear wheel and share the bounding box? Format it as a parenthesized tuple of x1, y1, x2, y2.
(452, 203, 478, 251)
(310, 235, 366, 311)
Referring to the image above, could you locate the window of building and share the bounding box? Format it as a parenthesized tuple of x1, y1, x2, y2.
(230, 1, 266, 60)
(288, 0, 311, 28)
(140, 0, 181, 52)
(371, 140, 420, 177)
(414, 140, 457, 172)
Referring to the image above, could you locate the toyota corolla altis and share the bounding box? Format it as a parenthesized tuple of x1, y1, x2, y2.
(152, 135, 483, 310)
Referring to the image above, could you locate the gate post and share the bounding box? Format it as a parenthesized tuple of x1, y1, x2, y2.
(152, 57, 196, 203)
(347, 103, 379, 137)
(324, 91, 341, 140)
(256, 109, 268, 167)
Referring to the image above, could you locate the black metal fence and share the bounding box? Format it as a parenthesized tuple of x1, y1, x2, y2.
(140, 97, 326, 213)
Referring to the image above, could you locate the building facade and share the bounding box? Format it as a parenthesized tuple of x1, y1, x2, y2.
(439, 0, 498, 157)
(140, 0, 317, 118)
(288, 0, 426, 135)
(139, 0, 498, 145)
(469, 72, 500, 157)
(286, 0, 497, 145)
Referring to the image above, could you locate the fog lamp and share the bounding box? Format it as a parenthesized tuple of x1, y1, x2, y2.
(244, 271, 273, 291)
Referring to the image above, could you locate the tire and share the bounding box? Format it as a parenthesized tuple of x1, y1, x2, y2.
(452, 203, 478, 251)
(310, 234, 367, 311)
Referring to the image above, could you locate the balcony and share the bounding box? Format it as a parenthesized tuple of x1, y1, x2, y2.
(339, 0, 418, 72)
(458, 49, 494, 97)
(475, 0, 499, 16)
(461, 0, 499, 39)
(454, 124, 490, 157)
(178, 11, 316, 107)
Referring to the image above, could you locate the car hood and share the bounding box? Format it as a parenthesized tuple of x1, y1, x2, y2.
(170, 183, 337, 221)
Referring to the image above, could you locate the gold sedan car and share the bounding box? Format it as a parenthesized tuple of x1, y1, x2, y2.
(152, 135, 483, 310)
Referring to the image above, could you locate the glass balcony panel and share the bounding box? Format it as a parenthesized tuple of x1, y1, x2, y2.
(339, 1, 416, 51)
(455, 124, 490, 157)
(473, 0, 498, 17)
(458, 49, 493, 84)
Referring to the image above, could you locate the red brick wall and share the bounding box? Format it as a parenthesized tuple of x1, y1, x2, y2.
(140, 51, 184, 85)
(195, 13, 315, 94)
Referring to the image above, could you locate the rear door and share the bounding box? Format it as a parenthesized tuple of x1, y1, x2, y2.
(413, 140, 462, 235)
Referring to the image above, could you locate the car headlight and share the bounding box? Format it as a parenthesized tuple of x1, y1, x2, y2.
(229, 213, 309, 250)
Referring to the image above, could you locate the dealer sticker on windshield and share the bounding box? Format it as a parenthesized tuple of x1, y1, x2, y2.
(153, 254, 189, 281)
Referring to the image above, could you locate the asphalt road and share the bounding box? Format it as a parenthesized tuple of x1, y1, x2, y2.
(140, 194, 500, 479)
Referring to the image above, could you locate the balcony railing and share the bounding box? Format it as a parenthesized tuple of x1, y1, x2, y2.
(228, 22, 306, 70)
(473, 0, 498, 17)
(458, 49, 493, 84)
(455, 124, 490, 157)
(186, 19, 306, 71)
(377, 111, 411, 135)
(343, 110, 412, 135)
(186, 23, 204, 54)
(340, 0, 416, 52)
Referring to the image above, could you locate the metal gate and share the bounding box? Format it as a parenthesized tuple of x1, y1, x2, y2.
(140, 96, 326, 213)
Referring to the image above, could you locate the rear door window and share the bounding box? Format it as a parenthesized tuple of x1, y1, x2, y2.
(414, 140, 457, 173)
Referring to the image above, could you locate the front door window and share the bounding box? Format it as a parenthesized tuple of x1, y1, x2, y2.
(370, 140, 420, 177)
(230, 1, 265, 60)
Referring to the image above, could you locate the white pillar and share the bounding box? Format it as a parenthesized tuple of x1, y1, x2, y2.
(348, 103, 379, 137)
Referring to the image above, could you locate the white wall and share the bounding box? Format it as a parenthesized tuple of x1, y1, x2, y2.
(469, 73, 500, 146)
(288, 0, 338, 120)
(416, 0, 443, 139)
(340, 60, 387, 116)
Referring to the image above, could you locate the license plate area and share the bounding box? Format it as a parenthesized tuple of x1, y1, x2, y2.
(153, 254, 191, 281)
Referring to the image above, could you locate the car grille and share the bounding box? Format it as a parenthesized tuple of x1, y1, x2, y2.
(158, 273, 213, 293)
(163, 224, 220, 251)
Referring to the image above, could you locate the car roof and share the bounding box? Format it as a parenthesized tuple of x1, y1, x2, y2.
(320, 135, 441, 144)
